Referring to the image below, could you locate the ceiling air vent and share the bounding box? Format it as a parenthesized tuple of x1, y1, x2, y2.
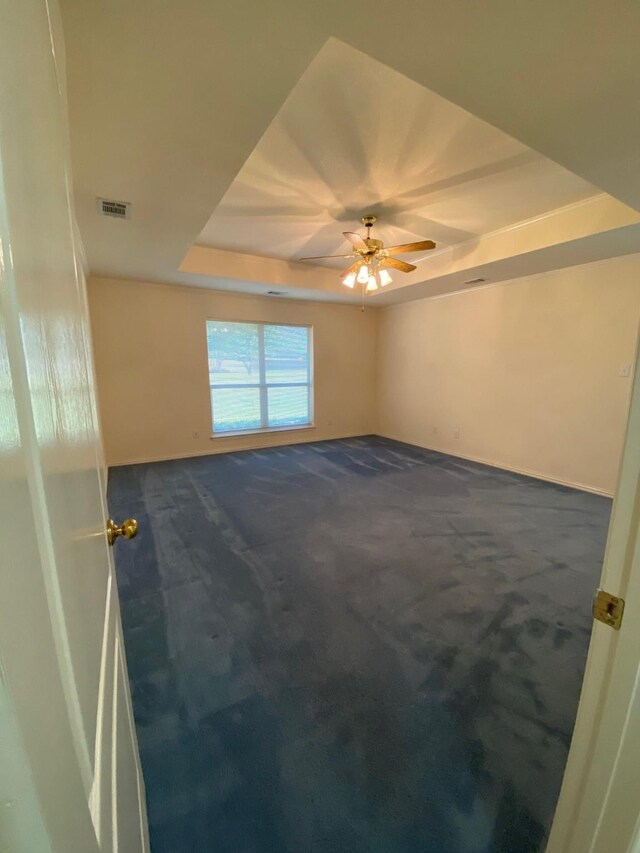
(463, 276, 487, 285)
(97, 198, 131, 219)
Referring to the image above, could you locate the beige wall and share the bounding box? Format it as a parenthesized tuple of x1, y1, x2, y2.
(88, 276, 377, 466)
(91, 258, 640, 492)
(377, 255, 640, 495)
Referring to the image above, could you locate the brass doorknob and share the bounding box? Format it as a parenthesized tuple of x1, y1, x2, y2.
(107, 518, 138, 546)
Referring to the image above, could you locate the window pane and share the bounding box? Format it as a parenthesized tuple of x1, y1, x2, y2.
(206, 321, 260, 386)
(211, 387, 261, 432)
(267, 386, 310, 428)
(264, 325, 309, 384)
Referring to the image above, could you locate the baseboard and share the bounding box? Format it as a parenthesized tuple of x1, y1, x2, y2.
(107, 431, 373, 468)
(375, 432, 614, 498)
(108, 432, 615, 498)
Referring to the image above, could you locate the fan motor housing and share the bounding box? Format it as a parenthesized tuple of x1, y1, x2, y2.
(364, 238, 383, 253)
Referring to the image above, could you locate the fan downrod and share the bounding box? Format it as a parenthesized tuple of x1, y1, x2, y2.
(361, 214, 381, 252)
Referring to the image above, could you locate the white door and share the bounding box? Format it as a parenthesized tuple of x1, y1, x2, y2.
(547, 329, 640, 851)
(0, 2, 148, 851)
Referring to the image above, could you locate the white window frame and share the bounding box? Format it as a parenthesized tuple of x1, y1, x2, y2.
(206, 319, 314, 437)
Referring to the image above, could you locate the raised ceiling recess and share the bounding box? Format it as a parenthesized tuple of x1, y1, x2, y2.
(184, 39, 638, 304)
(60, 0, 640, 307)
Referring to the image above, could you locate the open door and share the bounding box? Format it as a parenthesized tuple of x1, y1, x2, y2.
(0, 1, 148, 851)
(547, 325, 640, 850)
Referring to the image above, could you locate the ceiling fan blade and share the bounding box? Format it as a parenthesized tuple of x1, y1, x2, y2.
(383, 240, 436, 254)
(299, 253, 355, 261)
(343, 231, 369, 252)
(382, 257, 417, 273)
(340, 259, 364, 279)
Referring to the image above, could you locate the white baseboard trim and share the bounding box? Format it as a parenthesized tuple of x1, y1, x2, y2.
(107, 431, 373, 468)
(376, 432, 614, 498)
(109, 432, 615, 498)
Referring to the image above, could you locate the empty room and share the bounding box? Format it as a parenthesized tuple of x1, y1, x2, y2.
(3, 3, 640, 853)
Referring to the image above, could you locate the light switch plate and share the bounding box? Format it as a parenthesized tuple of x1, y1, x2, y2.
(619, 364, 632, 378)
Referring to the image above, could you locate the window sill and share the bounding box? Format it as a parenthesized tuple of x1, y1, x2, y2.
(210, 424, 316, 440)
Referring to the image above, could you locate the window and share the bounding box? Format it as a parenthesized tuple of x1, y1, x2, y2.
(206, 320, 312, 434)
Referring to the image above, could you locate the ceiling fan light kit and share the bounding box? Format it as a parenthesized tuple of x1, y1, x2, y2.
(357, 264, 370, 285)
(342, 272, 357, 288)
(300, 214, 436, 297)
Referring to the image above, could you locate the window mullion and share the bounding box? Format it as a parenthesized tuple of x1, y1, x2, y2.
(258, 324, 268, 427)
(307, 326, 312, 425)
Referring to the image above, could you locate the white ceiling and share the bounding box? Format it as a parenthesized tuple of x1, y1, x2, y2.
(60, 1, 640, 304)
(197, 40, 597, 267)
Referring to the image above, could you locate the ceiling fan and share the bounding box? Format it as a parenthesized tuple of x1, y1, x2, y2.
(300, 215, 436, 292)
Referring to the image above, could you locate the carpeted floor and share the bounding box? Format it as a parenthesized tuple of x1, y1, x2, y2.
(109, 436, 611, 853)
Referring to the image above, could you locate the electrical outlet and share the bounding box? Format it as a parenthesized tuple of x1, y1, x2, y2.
(454, 428, 461, 439)
(432, 426, 438, 436)
(192, 430, 200, 439)
(619, 364, 632, 378)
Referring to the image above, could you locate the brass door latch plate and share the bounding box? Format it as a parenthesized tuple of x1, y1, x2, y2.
(592, 589, 625, 630)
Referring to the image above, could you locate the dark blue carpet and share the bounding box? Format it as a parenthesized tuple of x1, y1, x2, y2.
(109, 436, 611, 853)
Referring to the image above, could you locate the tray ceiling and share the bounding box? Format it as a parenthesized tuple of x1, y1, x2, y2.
(196, 40, 598, 268)
(60, 0, 640, 304)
